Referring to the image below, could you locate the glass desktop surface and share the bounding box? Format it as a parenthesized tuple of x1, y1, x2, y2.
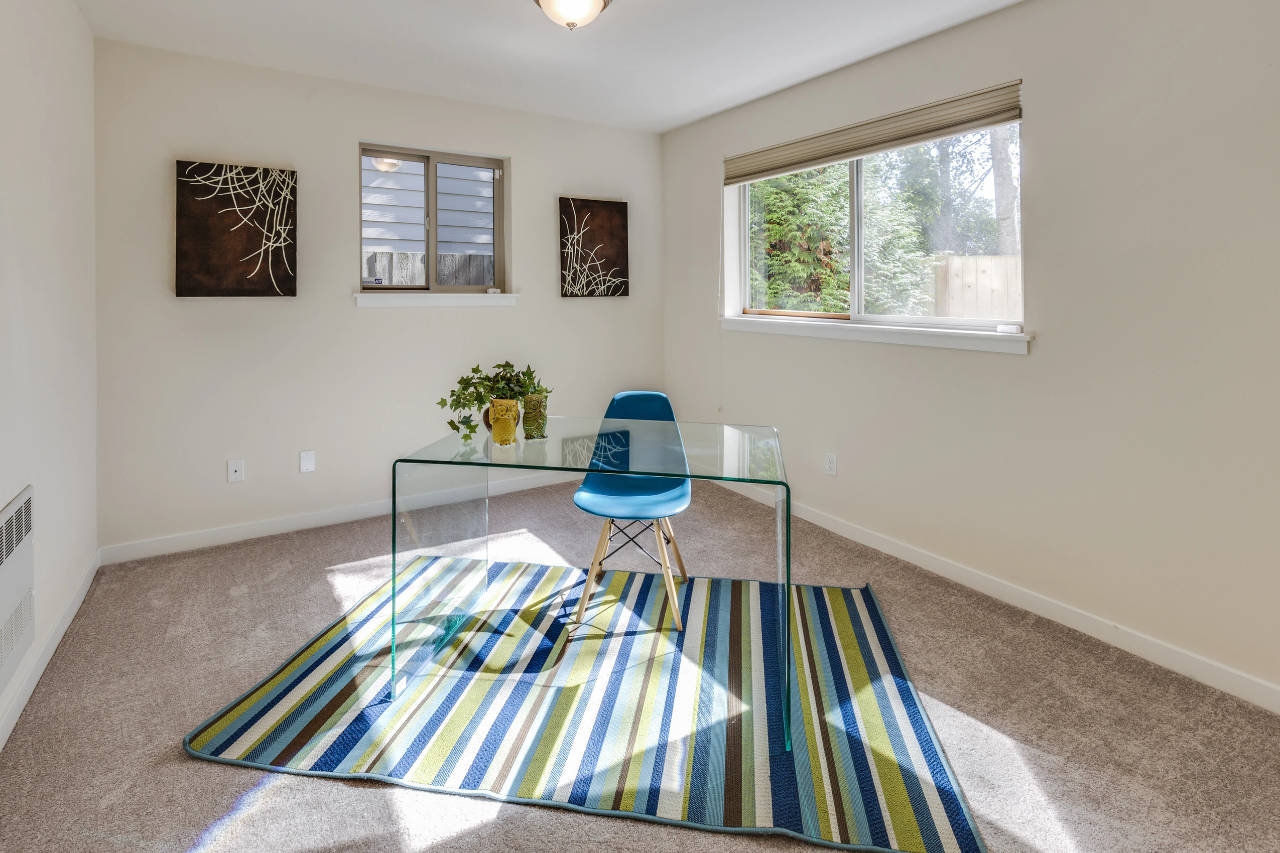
(391, 414, 793, 749)
(398, 416, 787, 484)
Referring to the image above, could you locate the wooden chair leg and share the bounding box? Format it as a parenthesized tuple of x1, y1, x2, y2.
(654, 521, 684, 632)
(660, 517, 688, 581)
(575, 517, 612, 625)
(595, 522, 609, 580)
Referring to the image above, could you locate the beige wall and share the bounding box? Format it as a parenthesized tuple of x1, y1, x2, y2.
(661, 0, 1280, 687)
(95, 42, 664, 548)
(0, 0, 98, 731)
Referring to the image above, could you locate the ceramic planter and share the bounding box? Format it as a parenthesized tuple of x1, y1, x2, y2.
(488, 398, 520, 446)
(523, 393, 548, 440)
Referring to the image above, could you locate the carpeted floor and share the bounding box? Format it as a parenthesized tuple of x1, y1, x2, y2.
(1, 481, 1277, 852)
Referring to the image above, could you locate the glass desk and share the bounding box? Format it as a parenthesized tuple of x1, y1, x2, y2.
(391, 415, 793, 749)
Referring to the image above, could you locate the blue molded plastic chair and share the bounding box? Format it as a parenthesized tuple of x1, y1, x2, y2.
(573, 391, 690, 630)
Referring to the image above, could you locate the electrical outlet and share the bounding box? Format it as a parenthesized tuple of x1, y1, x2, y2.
(300, 450, 317, 473)
(227, 458, 245, 483)
(823, 452, 838, 476)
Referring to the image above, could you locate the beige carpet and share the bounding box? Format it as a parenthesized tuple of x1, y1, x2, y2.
(0, 482, 1277, 852)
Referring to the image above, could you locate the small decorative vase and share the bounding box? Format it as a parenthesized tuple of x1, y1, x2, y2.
(523, 393, 548, 440)
(488, 398, 520, 446)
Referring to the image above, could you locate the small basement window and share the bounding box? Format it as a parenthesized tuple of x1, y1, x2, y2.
(360, 145, 508, 292)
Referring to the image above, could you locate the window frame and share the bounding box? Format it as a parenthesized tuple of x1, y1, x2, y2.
(732, 122, 1025, 335)
(359, 143, 508, 294)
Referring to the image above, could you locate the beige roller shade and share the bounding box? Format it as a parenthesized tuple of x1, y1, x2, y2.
(724, 81, 1021, 186)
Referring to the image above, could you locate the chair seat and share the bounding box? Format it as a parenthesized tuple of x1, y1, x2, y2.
(573, 473, 691, 520)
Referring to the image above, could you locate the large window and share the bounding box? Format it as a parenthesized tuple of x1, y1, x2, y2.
(743, 123, 1021, 325)
(725, 83, 1025, 342)
(360, 146, 507, 292)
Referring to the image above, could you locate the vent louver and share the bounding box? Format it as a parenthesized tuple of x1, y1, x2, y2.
(1, 488, 35, 696)
(1, 497, 32, 565)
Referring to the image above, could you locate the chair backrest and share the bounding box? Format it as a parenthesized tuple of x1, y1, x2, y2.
(602, 391, 677, 423)
(593, 391, 687, 476)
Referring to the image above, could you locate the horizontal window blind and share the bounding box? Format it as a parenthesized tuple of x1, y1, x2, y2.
(724, 80, 1021, 185)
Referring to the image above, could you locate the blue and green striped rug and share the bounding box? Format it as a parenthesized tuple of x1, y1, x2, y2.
(186, 556, 985, 852)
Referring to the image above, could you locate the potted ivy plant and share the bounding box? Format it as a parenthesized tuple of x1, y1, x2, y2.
(438, 362, 549, 445)
(436, 364, 488, 441)
(518, 365, 552, 440)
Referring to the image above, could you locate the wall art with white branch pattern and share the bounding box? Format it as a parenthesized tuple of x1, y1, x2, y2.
(559, 197, 628, 297)
(176, 160, 298, 297)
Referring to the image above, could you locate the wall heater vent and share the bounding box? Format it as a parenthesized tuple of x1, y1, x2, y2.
(0, 486, 34, 693)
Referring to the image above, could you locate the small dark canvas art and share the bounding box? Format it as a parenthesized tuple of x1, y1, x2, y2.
(175, 160, 297, 297)
(559, 197, 628, 297)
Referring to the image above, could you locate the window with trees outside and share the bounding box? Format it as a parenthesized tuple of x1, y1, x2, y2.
(360, 145, 507, 292)
(724, 83, 1025, 341)
(744, 123, 1020, 324)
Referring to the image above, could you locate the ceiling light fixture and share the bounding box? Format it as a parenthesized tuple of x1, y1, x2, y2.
(533, 0, 612, 31)
(370, 157, 401, 172)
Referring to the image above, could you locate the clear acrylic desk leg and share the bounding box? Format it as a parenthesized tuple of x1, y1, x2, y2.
(390, 460, 490, 698)
(777, 483, 792, 752)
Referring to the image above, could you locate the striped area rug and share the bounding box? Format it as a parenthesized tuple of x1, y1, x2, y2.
(186, 557, 985, 852)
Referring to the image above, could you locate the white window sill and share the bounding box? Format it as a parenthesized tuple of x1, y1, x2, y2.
(355, 291, 518, 308)
(720, 314, 1031, 354)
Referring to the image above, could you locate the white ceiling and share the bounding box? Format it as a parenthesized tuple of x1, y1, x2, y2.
(75, 0, 1023, 132)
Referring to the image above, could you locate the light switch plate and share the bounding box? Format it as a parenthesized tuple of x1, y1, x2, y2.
(300, 450, 317, 473)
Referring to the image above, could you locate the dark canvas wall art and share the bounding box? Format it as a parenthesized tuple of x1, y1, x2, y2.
(176, 160, 298, 297)
(559, 197, 628, 297)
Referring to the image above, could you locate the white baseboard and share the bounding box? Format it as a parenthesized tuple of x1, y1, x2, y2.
(98, 471, 578, 565)
(0, 549, 100, 752)
(718, 482, 1280, 715)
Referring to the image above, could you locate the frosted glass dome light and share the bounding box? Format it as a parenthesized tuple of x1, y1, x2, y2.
(534, 0, 612, 31)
